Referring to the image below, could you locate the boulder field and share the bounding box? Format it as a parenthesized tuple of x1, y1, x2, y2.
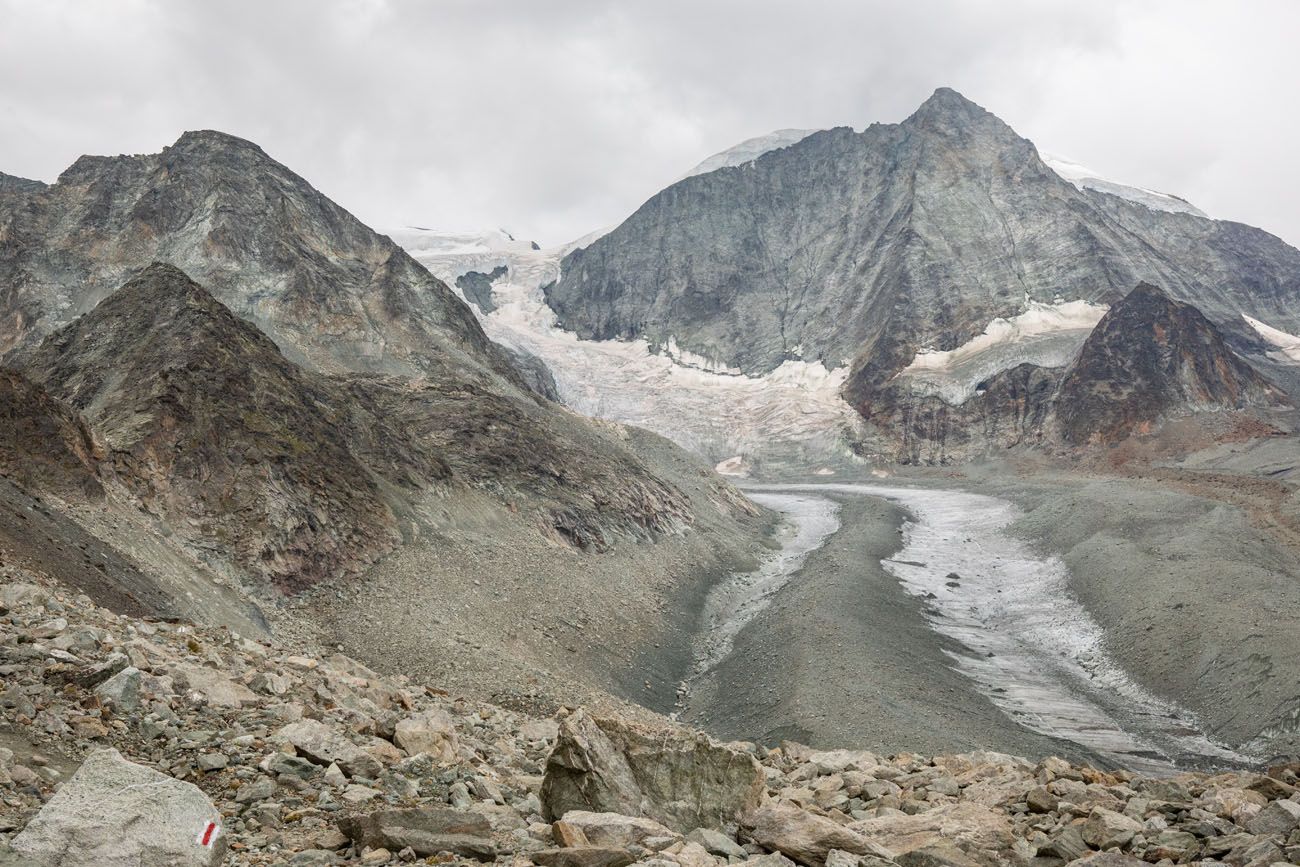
(1, 571, 1299, 867)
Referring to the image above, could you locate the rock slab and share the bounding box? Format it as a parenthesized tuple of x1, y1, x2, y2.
(541, 709, 764, 833)
(10, 748, 225, 866)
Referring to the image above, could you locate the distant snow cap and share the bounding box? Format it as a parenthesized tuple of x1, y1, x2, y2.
(1243, 313, 1300, 362)
(1041, 153, 1208, 218)
(386, 226, 539, 257)
(682, 129, 821, 179)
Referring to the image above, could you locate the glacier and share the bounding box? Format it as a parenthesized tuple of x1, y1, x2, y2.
(394, 228, 865, 463)
(682, 129, 819, 179)
(1243, 313, 1300, 363)
(745, 482, 1253, 772)
(894, 299, 1109, 405)
(1042, 153, 1209, 218)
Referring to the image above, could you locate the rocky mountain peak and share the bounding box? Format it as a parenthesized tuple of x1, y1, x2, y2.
(21, 264, 403, 593)
(907, 86, 987, 121)
(110, 260, 226, 310)
(2, 131, 521, 384)
(167, 128, 269, 157)
(1056, 282, 1290, 445)
(31, 262, 285, 386)
(901, 87, 1017, 145)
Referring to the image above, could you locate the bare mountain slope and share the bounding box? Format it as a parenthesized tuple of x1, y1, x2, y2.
(0, 132, 772, 713)
(543, 88, 1300, 457)
(0, 130, 515, 385)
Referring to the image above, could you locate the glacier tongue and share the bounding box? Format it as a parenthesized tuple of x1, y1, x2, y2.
(895, 299, 1108, 405)
(1243, 313, 1300, 363)
(396, 229, 865, 463)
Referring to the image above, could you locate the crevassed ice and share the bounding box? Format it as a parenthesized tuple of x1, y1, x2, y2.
(1243, 313, 1300, 363)
(895, 299, 1108, 405)
(1042, 153, 1209, 218)
(394, 229, 864, 462)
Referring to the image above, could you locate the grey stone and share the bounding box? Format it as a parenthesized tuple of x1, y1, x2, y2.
(689, 827, 747, 858)
(541, 709, 764, 833)
(393, 707, 458, 760)
(265, 751, 321, 780)
(276, 718, 382, 779)
(1245, 799, 1300, 837)
(1082, 808, 1144, 850)
(196, 753, 228, 772)
(742, 803, 895, 867)
(558, 811, 679, 848)
(94, 665, 142, 712)
(338, 806, 495, 859)
(10, 748, 226, 866)
(532, 848, 635, 867)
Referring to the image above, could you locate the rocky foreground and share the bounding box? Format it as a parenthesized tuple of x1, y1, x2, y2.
(2, 571, 1299, 867)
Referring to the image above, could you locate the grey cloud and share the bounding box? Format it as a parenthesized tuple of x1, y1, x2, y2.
(1, 0, 1296, 248)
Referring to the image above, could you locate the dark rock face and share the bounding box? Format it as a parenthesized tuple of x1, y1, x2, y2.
(544, 88, 1300, 452)
(0, 171, 46, 198)
(456, 265, 508, 314)
(0, 130, 515, 386)
(0, 367, 102, 497)
(1055, 284, 1290, 445)
(500, 344, 561, 401)
(22, 263, 403, 593)
(881, 364, 1061, 465)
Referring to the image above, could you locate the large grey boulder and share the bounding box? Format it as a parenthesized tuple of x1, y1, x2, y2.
(336, 806, 495, 859)
(1244, 797, 1300, 837)
(1081, 808, 1144, 851)
(849, 803, 1014, 867)
(275, 718, 382, 779)
(392, 707, 458, 760)
(742, 803, 895, 867)
(540, 709, 764, 833)
(10, 748, 226, 866)
(93, 666, 142, 712)
(170, 663, 256, 709)
(557, 810, 680, 848)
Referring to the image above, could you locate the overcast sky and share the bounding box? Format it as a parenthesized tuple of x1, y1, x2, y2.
(3, 0, 1298, 248)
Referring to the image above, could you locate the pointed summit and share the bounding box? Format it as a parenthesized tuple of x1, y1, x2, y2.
(910, 87, 988, 119)
(902, 87, 1019, 144)
(167, 129, 270, 159)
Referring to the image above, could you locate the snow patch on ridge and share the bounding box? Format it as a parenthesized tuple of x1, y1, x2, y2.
(1244, 314, 1300, 363)
(396, 229, 863, 461)
(683, 129, 820, 179)
(897, 299, 1108, 405)
(1042, 153, 1208, 218)
(387, 226, 537, 257)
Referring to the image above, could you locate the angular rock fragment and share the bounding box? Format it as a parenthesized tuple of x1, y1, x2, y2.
(337, 806, 495, 859)
(742, 803, 894, 867)
(541, 709, 764, 832)
(276, 718, 383, 778)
